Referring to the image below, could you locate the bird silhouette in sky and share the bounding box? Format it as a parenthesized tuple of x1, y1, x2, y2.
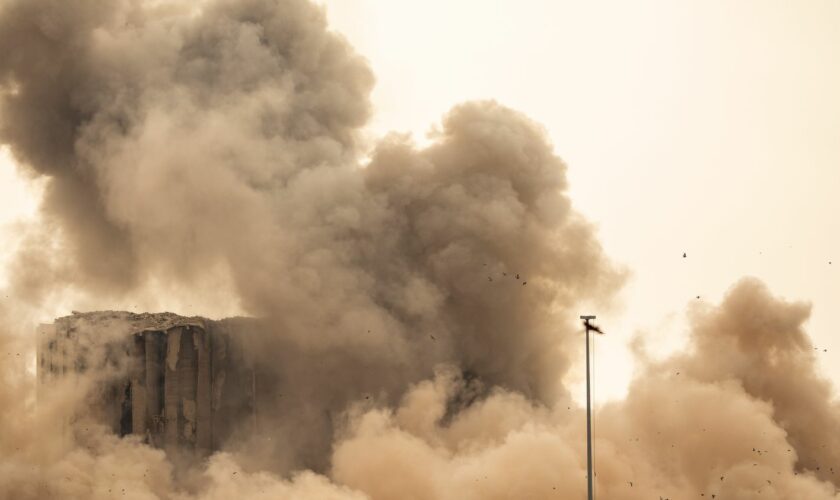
(582, 318, 604, 335)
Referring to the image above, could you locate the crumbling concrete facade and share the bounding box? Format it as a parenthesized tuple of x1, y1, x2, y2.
(37, 311, 259, 455)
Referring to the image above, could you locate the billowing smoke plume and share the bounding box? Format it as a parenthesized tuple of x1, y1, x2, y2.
(0, 0, 838, 499)
(0, 0, 374, 300)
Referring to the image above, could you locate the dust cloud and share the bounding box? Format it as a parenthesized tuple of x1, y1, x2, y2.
(0, 0, 837, 498)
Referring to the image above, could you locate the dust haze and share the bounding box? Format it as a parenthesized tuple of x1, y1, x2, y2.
(0, 0, 838, 498)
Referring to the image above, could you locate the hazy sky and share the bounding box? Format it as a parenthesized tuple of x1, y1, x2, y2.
(315, 0, 840, 401)
(2, 0, 839, 402)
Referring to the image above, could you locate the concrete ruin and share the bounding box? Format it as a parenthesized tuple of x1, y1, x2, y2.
(37, 311, 260, 455)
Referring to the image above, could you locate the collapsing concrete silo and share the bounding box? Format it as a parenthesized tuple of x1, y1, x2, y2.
(37, 311, 261, 456)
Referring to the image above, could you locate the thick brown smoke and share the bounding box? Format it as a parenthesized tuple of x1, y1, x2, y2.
(0, 0, 373, 301)
(0, 0, 838, 499)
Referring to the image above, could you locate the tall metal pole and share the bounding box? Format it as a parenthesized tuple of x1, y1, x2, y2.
(580, 315, 599, 500)
(585, 324, 594, 500)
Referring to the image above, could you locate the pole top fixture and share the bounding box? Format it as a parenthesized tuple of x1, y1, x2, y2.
(580, 316, 604, 334)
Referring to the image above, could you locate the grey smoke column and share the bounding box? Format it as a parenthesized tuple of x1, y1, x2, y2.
(3, 0, 622, 476)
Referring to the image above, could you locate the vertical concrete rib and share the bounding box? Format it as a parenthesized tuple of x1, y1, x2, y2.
(178, 327, 198, 449)
(131, 334, 147, 437)
(164, 328, 182, 451)
(145, 331, 165, 446)
(210, 330, 227, 451)
(36, 324, 56, 400)
(195, 328, 212, 454)
(104, 343, 122, 434)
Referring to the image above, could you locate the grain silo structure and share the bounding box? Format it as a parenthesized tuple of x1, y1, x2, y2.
(37, 311, 260, 456)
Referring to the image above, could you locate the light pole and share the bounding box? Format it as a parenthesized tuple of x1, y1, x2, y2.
(580, 315, 603, 500)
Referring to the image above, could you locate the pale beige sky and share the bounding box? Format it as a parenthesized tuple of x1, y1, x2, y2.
(318, 0, 840, 401)
(1, 0, 838, 401)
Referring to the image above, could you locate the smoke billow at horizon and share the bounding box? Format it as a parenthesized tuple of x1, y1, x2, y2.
(0, 0, 838, 499)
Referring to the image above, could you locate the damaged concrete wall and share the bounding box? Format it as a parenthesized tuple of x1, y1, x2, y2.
(37, 311, 259, 456)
